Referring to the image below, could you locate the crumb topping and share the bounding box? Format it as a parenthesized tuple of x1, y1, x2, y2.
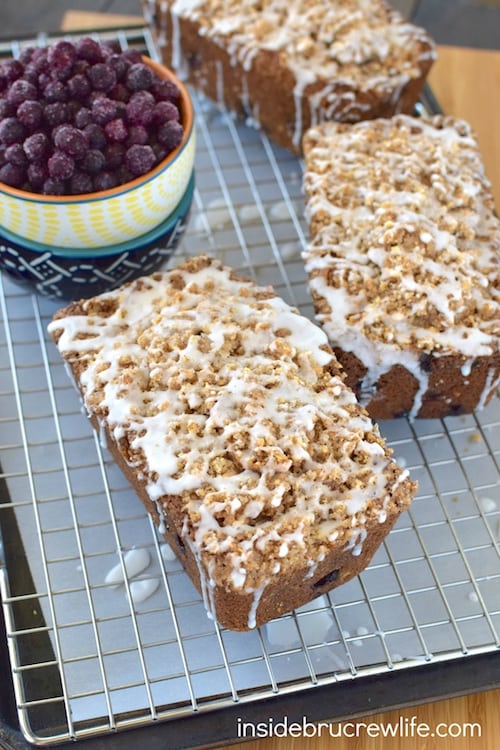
(48, 256, 413, 592)
(303, 114, 500, 360)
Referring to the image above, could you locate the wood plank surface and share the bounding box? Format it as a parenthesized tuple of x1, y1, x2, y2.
(428, 44, 500, 207)
(61, 11, 500, 749)
(60, 10, 144, 30)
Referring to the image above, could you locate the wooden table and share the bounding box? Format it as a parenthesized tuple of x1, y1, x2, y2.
(62, 12, 500, 750)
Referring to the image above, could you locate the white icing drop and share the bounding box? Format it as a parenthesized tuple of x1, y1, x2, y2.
(280, 242, 301, 261)
(268, 200, 292, 222)
(130, 578, 160, 604)
(480, 497, 497, 513)
(105, 548, 151, 586)
(238, 203, 261, 224)
(194, 198, 232, 232)
(160, 542, 177, 562)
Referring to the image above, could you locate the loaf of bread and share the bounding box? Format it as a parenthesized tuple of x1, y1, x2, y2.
(145, 0, 436, 153)
(302, 114, 500, 420)
(48, 255, 416, 630)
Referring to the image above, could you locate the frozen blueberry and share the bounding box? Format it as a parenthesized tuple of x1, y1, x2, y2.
(5, 142, 27, 166)
(1, 59, 24, 84)
(115, 165, 133, 186)
(81, 148, 105, 175)
(126, 90, 155, 126)
(152, 100, 180, 125)
(107, 53, 128, 82)
(83, 122, 106, 149)
(75, 38, 103, 64)
(93, 170, 118, 192)
(48, 150, 75, 180)
(109, 82, 130, 103)
(0, 99, 15, 119)
(43, 80, 68, 103)
(88, 63, 117, 93)
(48, 40, 77, 81)
(68, 73, 91, 101)
(42, 177, 65, 195)
(69, 170, 93, 195)
(43, 102, 69, 129)
(157, 120, 183, 152)
(6, 79, 37, 107)
(21, 65, 39, 86)
(18, 46, 36, 66)
(122, 49, 143, 65)
(126, 125, 148, 146)
(126, 63, 155, 92)
(151, 78, 180, 103)
(0, 117, 26, 145)
(30, 48, 49, 73)
(151, 142, 168, 164)
(104, 118, 128, 143)
(74, 106, 92, 129)
(17, 100, 43, 130)
(92, 96, 118, 125)
(53, 124, 88, 159)
(104, 142, 125, 170)
(125, 144, 156, 176)
(72, 59, 90, 76)
(23, 131, 50, 161)
(0, 161, 25, 187)
(26, 162, 48, 190)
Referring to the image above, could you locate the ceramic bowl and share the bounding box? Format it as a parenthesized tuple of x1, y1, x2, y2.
(0, 57, 195, 249)
(0, 172, 194, 300)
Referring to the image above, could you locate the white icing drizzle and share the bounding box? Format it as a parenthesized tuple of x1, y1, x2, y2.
(479, 497, 497, 514)
(247, 584, 266, 629)
(49, 256, 412, 625)
(477, 368, 500, 412)
(303, 115, 500, 417)
(167, 0, 435, 145)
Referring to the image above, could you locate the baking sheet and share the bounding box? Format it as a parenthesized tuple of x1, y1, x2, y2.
(0, 24, 499, 749)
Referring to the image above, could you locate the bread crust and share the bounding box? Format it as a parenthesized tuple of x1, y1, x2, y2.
(302, 115, 500, 420)
(48, 256, 417, 630)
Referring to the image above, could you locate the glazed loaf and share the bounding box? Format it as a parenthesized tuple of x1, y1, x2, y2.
(48, 255, 416, 630)
(302, 114, 500, 420)
(145, 0, 436, 153)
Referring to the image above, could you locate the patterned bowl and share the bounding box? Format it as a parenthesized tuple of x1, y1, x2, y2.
(0, 172, 194, 300)
(0, 57, 195, 249)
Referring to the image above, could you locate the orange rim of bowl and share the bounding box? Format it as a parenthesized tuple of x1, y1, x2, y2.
(0, 56, 194, 204)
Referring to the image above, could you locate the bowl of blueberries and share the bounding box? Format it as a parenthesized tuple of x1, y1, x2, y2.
(0, 37, 195, 299)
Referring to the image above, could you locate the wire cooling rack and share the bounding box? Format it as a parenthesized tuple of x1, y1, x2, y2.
(0, 24, 499, 750)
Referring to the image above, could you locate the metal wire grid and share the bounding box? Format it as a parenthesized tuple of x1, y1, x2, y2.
(0, 24, 498, 748)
